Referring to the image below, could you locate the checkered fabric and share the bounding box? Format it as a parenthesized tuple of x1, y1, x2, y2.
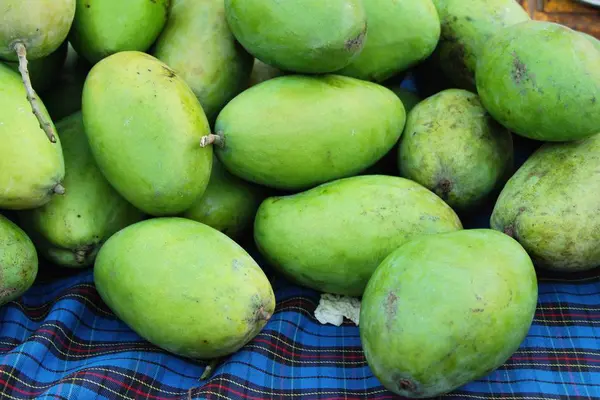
(0, 242, 598, 400)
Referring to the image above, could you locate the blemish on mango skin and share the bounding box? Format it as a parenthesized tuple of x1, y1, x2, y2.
(511, 52, 528, 85)
(345, 24, 367, 51)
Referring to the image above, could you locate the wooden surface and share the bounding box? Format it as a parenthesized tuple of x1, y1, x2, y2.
(519, 0, 600, 38)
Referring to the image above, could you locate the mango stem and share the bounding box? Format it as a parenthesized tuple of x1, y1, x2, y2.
(13, 42, 57, 143)
(200, 133, 223, 148)
(74, 249, 87, 264)
(53, 183, 66, 195)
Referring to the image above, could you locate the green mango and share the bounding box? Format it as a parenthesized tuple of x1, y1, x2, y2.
(248, 59, 283, 87)
(182, 157, 264, 240)
(224, 0, 367, 73)
(360, 229, 537, 398)
(0, 63, 65, 210)
(94, 217, 276, 359)
(0, 214, 38, 306)
(17, 112, 145, 268)
(40, 44, 92, 121)
(210, 75, 406, 191)
(254, 175, 463, 296)
(82, 51, 213, 216)
(0, 0, 75, 62)
(153, 0, 253, 124)
(5, 41, 68, 94)
(69, 0, 169, 64)
(476, 20, 600, 142)
(337, 0, 440, 82)
(491, 133, 600, 272)
(432, 0, 530, 91)
(398, 89, 513, 211)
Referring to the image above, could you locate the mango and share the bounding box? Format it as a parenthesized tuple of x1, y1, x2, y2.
(337, 0, 440, 82)
(224, 0, 367, 73)
(5, 41, 68, 94)
(476, 20, 600, 142)
(17, 112, 145, 268)
(432, 0, 530, 90)
(360, 229, 537, 398)
(94, 217, 276, 359)
(491, 133, 600, 272)
(0, 214, 38, 307)
(0, 63, 65, 210)
(254, 175, 463, 296)
(0, 0, 75, 62)
(40, 44, 92, 121)
(398, 89, 513, 211)
(248, 59, 283, 87)
(153, 0, 252, 124)
(69, 0, 169, 64)
(182, 157, 263, 240)
(210, 75, 406, 190)
(82, 51, 213, 216)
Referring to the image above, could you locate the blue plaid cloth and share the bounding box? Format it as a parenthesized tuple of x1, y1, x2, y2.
(1, 77, 599, 399)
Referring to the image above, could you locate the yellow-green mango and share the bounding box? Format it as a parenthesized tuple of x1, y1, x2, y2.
(476, 21, 600, 142)
(211, 75, 406, 190)
(17, 112, 145, 268)
(0, 63, 65, 210)
(398, 89, 513, 211)
(338, 0, 440, 82)
(94, 217, 276, 359)
(491, 133, 600, 272)
(225, 0, 367, 73)
(0, 214, 38, 306)
(254, 175, 463, 296)
(5, 41, 68, 93)
(69, 0, 169, 64)
(153, 0, 253, 124)
(182, 157, 263, 240)
(82, 51, 213, 216)
(432, 0, 530, 91)
(0, 0, 75, 62)
(361, 229, 537, 398)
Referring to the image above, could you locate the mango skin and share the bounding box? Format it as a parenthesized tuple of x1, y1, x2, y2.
(214, 75, 406, 190)
(337, 0, 440, 82)
(82, 51, 213, 216)
(398, 89, 513, 211)
(225, 0, 367, 74)
(360, 229, 537, 398)
(581, 32, 600, 52)
(0, 0, 75, 61)
(94, 217, 276, 359)
(69, 0, 169, 65)
(432, 0, 529, 91)
(0, 215, 38, 306)
(0, 64, 65, 210)
(153, 0, 253, 124)
(5, 41, 68, 93)
(182, 157, 263, 240)
(17, 112, 145, 268)
(491, 134, 600, 272)
(254, 175, 463, 296)
(476, 21, 600, 142)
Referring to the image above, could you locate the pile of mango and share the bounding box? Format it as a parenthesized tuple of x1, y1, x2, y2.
(1, 0, 599, 397)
